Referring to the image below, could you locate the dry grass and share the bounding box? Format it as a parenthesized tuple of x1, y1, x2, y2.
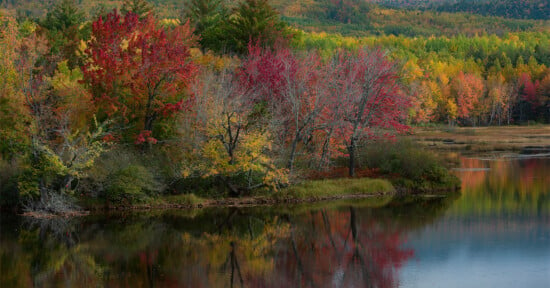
(274, 178, 395, 200)
(410, 125, 550, 152)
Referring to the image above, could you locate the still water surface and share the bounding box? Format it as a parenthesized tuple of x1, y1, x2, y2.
(1, 156, 549, 287)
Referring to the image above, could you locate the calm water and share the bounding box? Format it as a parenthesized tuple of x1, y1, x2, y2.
(1, 156, 549, 287)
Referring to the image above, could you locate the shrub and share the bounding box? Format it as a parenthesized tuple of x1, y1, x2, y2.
(359, 139, 460, 191)
(104, 165, 160, 203)
(81, 148, 166, 204)
(22, 189, 80, 215)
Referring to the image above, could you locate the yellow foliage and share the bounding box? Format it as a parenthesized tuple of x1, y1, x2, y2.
(159, 18, 181, 28)
(446, 99, 458, 120)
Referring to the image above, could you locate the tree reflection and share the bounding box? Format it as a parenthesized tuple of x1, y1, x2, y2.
(1, 197, 457, 287)
(455, 157, 550, 216)
(268, 207, 414, 288)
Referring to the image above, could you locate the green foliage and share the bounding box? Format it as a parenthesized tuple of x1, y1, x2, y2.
(183, 0, 229, 52)
(226, 0, 292, 54)
(105, 165, 160, 203)
(432, 0, 550, 20)
(182, 0, 294, 54)
(121, 0, 154, 19)
(82, 148, 169, 201)
(360, 139, 460, 191)
(41, 0, 84, 31)
(282, 4, 548, 37)
(40, 0, 86, 68)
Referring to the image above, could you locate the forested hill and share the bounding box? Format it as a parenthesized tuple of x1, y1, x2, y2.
(374, 0, 550, 20)
(275, 0, 548, 37)
(434, 0, 549, 20)
(5, 0, 550, 21)
(2, 0, 549, 37)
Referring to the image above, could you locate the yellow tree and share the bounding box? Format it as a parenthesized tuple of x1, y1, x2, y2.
(0, 15, 33, 159)
(188, 66, 288, 195)
(486, 73, 513, 125)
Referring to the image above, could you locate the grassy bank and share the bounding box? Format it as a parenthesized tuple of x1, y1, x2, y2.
(77, 178, 396, 211)
(273, 178, 394, 200)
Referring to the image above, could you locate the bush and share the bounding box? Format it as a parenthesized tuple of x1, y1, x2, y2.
(22, 189, 80, 215)
(359, 139, 460, 191)
(81, 149, 165, 204)
(104, 165, 160, 203)
(170, 176, 220, 197)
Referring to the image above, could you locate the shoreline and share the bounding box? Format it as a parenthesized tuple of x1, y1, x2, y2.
(15, 186, 461, 219)
(16, 192, 390, 218)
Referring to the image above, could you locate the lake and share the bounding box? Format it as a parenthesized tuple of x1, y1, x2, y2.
(1, 156, 549, 287)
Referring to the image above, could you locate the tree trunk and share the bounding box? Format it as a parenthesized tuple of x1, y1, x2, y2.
(319, 128, 334, 170)
(287, 135, 300, 173)
(348, 137, 356, 177)
(144, 113, 156, 132)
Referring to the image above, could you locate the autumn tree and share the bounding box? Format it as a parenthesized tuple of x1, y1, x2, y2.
(0, 14, 107, 209)
(189, 65, 288, 195)
(538, 71, 550, 122)
(450, 72, 485, 125)
(486, 73, 513, 125)
(0, 15, 32, 159)
(82, 10, 197, 144)
(239, 44, 331, 172)
(517, 73, 540, 122)
(333, 49, 410, 177)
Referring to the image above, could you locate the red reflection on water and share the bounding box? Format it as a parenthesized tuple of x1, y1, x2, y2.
(250, 208, 414, 288)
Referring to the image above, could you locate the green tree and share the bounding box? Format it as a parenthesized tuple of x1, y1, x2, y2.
(226, 0, 291, 54)
(121, 0, 154, 19)
(182, 0, 229, 53)
(40, 0, 85, 68)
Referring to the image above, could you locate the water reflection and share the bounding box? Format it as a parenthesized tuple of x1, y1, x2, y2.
(400, 156, 550, 288)
(1, 196, 454, 288)
(1, 157, 549, 287)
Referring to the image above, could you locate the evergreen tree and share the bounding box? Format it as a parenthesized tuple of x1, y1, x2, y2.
(183, 0, 229, 53)
(41, 0, 85, 68)
(121, 0, 154, 19)
(227, 0, 291, 54)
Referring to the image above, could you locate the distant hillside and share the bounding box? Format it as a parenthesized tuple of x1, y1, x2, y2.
(433, 0, 550, 20)
(373, 0, 550, 20)
(274, 0, 549, 37)
(2, 0, 549, 36)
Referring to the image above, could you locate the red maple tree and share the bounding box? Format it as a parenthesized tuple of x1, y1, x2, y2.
(332, 49, 411, 176)
(239, 44, 329, 172)
(82, 10, 197, 143)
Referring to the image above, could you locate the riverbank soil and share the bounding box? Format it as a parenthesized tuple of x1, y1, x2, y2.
(410, 125, 550, 153)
